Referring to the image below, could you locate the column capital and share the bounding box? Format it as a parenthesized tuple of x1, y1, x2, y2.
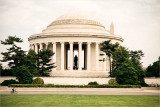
(87, 42, 91, 44)
(52, 42, 57, 44)
(78, 42, 82, 44)
(69, 42, 73, 44)
(96, 42, 100, 45)
(35, 43, 39, 45)
(44, 42, 48, 45)
(39, 43, 43, 45)
(60, 42, 64, 44)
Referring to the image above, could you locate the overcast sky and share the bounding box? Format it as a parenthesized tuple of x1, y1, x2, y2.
(0, 0, 160, 67)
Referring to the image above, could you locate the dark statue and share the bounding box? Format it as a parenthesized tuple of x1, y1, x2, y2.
(74, 55, 78, 69)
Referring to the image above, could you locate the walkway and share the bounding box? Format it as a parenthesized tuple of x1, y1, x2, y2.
(0, 87, 159, 95)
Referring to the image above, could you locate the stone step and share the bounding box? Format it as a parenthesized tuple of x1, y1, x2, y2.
(50, 71, 109, 78)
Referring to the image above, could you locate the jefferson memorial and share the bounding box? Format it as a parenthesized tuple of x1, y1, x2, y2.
(28, 13, 123, 78)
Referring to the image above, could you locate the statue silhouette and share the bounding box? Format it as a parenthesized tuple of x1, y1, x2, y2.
(74, 55, 78, 69)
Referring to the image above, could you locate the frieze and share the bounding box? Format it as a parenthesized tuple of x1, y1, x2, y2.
(48, 19, 104, 27)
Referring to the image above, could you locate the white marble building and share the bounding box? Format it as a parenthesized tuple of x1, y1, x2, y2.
(28, 13, 123, 78)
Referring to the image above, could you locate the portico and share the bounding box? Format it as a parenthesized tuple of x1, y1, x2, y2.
(30, 41, 101, 72)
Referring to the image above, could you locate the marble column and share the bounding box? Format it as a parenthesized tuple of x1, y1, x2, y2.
(96, 42, 99, 71)
(52, 42, 56, 71)
(87, 42, 91, 71)
(35, 43, 38, 53)
(70, 42, 73, 71)
(78, 42, 82, 71)
(39, 43, 43, 50)
(45, 42, 48, 49)
(32, 44, 35, 51)
(61, 42, 64, 71)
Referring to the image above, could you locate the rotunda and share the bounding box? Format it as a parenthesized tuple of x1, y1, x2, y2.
(28, 13, 123, 77)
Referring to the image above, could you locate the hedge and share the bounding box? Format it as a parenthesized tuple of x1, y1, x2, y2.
(8, 84, 141, 88)
(1, 79, 18, 86)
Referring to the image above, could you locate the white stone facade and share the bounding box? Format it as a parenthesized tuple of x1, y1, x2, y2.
(0, 77, 160, 85)
(28, 13, 123, 77)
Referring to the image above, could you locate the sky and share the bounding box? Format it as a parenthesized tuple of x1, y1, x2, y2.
(0, 0, 160, 68)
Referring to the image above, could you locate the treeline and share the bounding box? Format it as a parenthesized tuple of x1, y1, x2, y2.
(0, 36, 55, 83)
(100, 40, 159, 86)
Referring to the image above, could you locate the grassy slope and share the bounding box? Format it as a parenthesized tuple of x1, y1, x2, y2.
(1, 95, 159, 107)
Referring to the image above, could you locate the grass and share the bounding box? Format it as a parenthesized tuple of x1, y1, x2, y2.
(1, 94, 159, 107)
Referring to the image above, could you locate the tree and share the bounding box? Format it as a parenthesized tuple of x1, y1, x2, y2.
(14, 65, 33, 84)
(1, 68, 13, 76)
(112, 46, 147, 86)
(130, 50, 146, 86)
(38, 49, 55, 76)
(112, 46, 130, 76)
(115, 61, 138, 85)
(24, 49, 39, 76)
(1, 36, 26, 69)
(146, 57, 160, 77)
(100, 40, 119, 76)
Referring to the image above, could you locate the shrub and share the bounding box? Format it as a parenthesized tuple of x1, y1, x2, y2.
(1, 79, 18, 86)
(88, 81, 99, 85)
(14, 65, 33, 84)
(33, 78, 44, 84)
(115, 62, 138, 85)
(8, 84, 141, 88)
(108, 79, 118, 85)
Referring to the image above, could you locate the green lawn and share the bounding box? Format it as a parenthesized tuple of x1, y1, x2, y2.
(1, 95, 159, 107)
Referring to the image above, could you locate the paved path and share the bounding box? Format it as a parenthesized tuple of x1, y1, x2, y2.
(0, 87, 159, 95)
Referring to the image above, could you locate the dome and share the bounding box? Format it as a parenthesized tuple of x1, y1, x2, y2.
(56, 12, 97, 21)
(41, 12, 110, 35)
(28, 12, 123, 42)
(47, 12, 104, 28)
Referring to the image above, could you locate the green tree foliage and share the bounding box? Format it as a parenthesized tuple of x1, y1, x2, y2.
(14, 65, 33, 84)
(100, 40, 119, 75)
(0, 36, 26, 69)
(115, 62, 138, 85)
(129, 50, 146, 86)
(1, 79, 18, 86)
(112, 46, 147, 86)
(146, 57, 160, 77)
(24, 49, 39, 76)
(1, 69, 13, 76)
(112, 46, 130, 76)
(0, 63, 2, 71)
(38, 49, 55, 76)
(1, 36, 55, 77)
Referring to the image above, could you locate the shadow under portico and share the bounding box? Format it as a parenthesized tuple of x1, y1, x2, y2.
(65, 43, 87, 71)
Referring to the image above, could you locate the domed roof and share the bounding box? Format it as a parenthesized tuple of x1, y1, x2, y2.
(48, 12, 103, 27)
(56, 12, 97, 21)
(29, 12, 123, 42)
